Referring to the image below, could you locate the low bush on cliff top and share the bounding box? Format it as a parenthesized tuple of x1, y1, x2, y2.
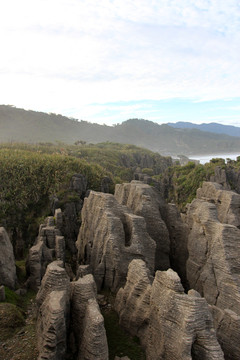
(0, 148, 110, 248)
(165, 158, 227, 208)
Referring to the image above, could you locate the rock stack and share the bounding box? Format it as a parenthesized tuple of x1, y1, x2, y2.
(0, 227, 16, 289)
(115, 259, 224, 360)
(76, 191, 156, 292)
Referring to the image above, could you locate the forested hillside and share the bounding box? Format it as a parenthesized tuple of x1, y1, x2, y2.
(1, 105, 240, 155)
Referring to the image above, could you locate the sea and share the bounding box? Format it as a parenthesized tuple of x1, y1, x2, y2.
(188, 153, 240, 165)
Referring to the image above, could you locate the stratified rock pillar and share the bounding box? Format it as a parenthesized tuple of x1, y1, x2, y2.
(115, 259, 224, 360)
(0, 227, 16, 289)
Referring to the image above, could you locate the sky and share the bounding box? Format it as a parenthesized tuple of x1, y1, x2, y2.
(1, 0, 240, 126)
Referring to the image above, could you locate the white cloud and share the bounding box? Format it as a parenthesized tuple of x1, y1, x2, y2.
(1, 0, 240, 123)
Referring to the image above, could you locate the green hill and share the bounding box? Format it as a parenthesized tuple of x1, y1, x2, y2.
(1, 105, 240, 156)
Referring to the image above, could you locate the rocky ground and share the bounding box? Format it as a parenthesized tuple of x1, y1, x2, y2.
(0, 298, 38, 360)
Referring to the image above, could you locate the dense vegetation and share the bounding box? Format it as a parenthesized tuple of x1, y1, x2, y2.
(0, 141, 170, 253)
(163, 157, 240, 209)
(0, 145, 111, 251)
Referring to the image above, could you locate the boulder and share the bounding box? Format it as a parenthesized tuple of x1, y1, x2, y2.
(115, 181, 170, 270)
(115, 259, 224, 360)
(76, 191, 156, 291)
(0, 227, 16, 289)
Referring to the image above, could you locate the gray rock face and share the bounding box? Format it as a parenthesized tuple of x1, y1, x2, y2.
(186, 183, 240, 359)
(211, 306, 240, 360)
(0, 285, 5, 301)
(0, 227, 16, 289)
(36, 261, 70, 308)
(37, 290, 70, 360)
(115, 259, 223, 360)
(197, 181, 240, 227)
(162, 203, 189, 287)
(210, 166, 231, 189)
(36, 261, 71, 360)
(69, 173, 87, 196)
(76, 191, 156, 291)
(71, 275, 97, 346)
(114, 181, 170, 270)
(26, 217, 67, 291)
(79, 298, 108, 360)
(26, 239, 53, 291)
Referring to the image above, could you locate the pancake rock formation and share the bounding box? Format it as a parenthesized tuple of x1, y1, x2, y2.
(186, 181, 240, 359)
(36, 261, 108, 360)
(0, 227, 16, 289)
(115, 259, 224, 360)
(114, 181, 170, 270)
(76, 191, 156, 292)
(26, 215, 65, 291)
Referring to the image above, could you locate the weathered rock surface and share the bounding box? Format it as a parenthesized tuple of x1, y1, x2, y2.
(186, 199, 240, 314)
(186, 183, 240, 359)
(115, 259, 223, 360)
(76, 191, 156, 291)
(114, 181, 170, 270)
(210, 306, 240, 360)
(36, 261, 71, 360)
(0, 285, 5, 301)
(37, 289, 70, 360)
(36, 261, 70, 308)
(161, 203, 189, 287)
(197, 181, 240, 227)
(79, 298, 108, 360)
(26, 239, 53, 291)
(26, 217, 67, 291)
(71, 274, 97, 348)
(0, 227, 16, 289)
(210, 166, 231, 190)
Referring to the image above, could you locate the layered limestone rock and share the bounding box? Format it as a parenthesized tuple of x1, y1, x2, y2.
(76, 191, 156, 291)
(37, 290, 70, 360)
(115, 259, 223, 360)
(211, 306, 240, 360)
(186, 199, 240, 314)
(36, 261, 70, 307)
(186, 183, 240, 359)
(70, 274, 108, 360)
(36, 261, 71, 360)
(0, 227, 16, 289)
(114, 181, 170, 270)
(79, 298, 108, 360)
(26, 217, 66, 291)
(161, 203, 189, 287)
(210, 166, 231, 190)
(71, 275, 97, 348)
(197, 181, 240, 227)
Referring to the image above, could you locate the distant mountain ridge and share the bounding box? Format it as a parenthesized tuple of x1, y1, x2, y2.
(167, 121, 240, 137)
(1, 105, 240, 156)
